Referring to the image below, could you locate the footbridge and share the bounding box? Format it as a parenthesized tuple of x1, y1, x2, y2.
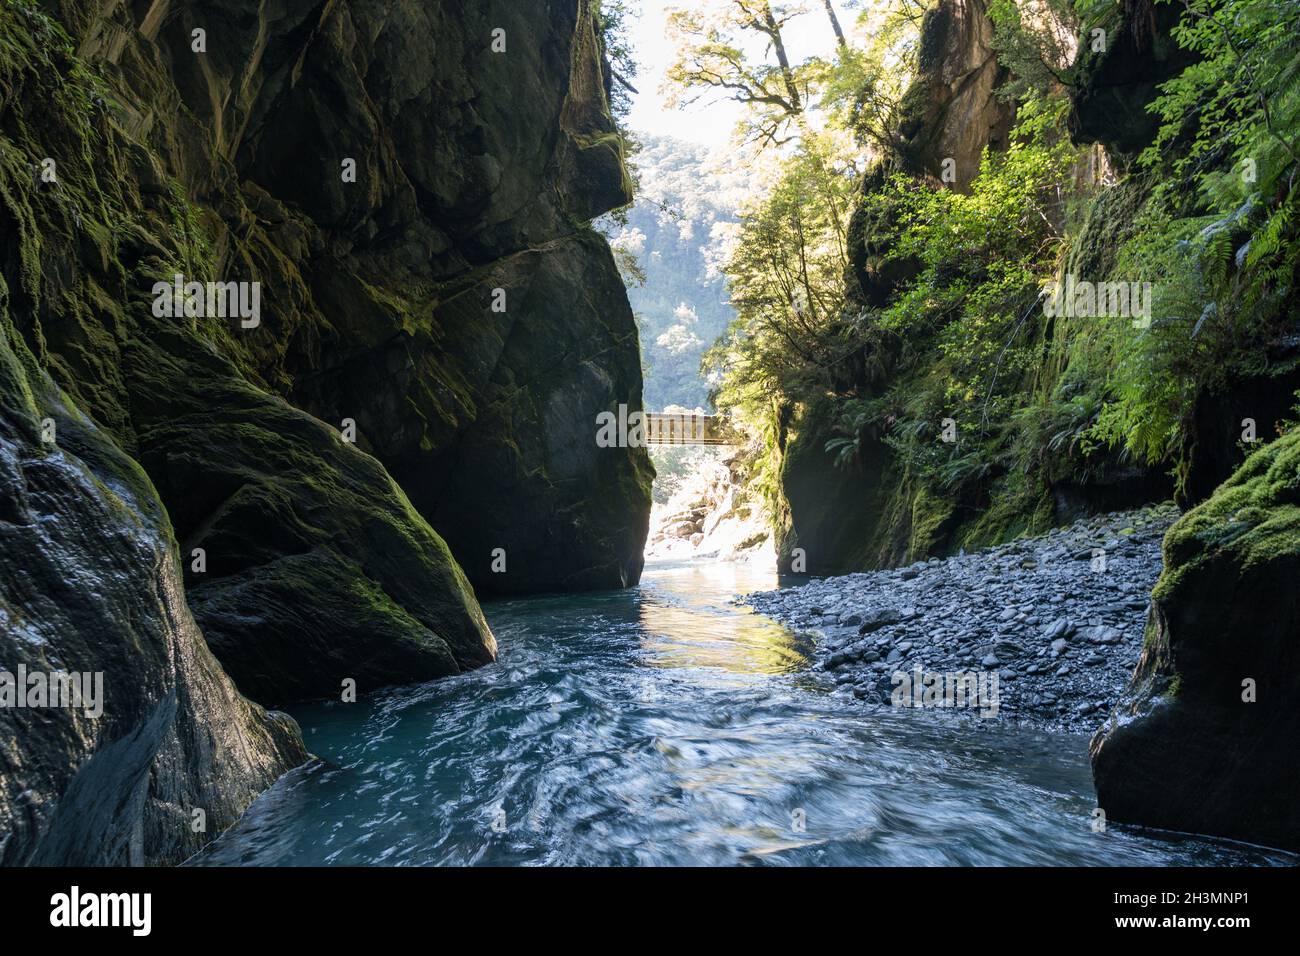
(643, 412, 735, 446)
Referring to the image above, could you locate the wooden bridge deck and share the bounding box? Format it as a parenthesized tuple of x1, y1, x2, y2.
(643, 412, 734, 446)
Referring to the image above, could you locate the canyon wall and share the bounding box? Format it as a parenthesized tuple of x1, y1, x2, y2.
(0, 0, 649, 863)
(777, 0, 1024, 575)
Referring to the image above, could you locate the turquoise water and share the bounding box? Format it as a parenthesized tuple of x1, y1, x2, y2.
(194, 561, 1290, 866)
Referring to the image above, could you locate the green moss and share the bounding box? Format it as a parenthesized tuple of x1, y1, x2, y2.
(0, 2, 502, 702)
(1155, 428, 1300, 601)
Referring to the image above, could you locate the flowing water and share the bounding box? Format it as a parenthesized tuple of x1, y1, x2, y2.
(195, 561, 1290, 866)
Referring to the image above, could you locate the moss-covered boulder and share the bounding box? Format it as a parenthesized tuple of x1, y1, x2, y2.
(1090, 430, 1300, 850)
(0, 294, 308, 866)
(124, 320, 496, 705)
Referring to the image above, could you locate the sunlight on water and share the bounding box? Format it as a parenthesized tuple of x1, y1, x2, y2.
(192, 560, 1295, 867)
(637, 561, 811, 675)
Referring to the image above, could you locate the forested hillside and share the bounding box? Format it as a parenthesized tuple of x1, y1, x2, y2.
(605, 135, 740, 411)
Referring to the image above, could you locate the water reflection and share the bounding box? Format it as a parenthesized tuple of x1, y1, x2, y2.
(637, 560, 812, 675)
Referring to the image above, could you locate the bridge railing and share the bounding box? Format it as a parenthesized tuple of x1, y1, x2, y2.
(643, 412, 733, 446)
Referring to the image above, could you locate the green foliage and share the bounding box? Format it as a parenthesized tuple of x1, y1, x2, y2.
(861, 96, 1080, 489)
(812, 0, 921, 150)
(703, 135, 858, 417)
(1142, 0, 1299, 206)
(595, 0, 638, 120)
(1086, 0, 1300, 487)
(986, 0, 1079, 99)
(664, 0, 1300, 562)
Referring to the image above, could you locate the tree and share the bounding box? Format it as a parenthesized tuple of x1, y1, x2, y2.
(596, 0, 639, 120)
(704, 140, 856, 415)
(665, 0, 811, 147)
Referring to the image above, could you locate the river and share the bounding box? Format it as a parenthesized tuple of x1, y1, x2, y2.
(193, 561, 1289, 866)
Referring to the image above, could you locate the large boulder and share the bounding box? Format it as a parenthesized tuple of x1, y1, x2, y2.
(1091, 430, 1300, 851)
(0, 300, 308, 867)
(125, 320, 496, 705)
(404, 233, 653, 594)
(158, 0, 653, 595)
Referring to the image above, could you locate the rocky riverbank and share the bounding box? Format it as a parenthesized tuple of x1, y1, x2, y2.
(742, 504, 1180, 733)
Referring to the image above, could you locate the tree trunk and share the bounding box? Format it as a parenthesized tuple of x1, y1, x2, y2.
(760, 1, 802, 113)
(821, 0, 848, 50)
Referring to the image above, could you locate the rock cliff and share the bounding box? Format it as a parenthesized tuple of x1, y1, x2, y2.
(1, 0, 649, 863)
(0, 301, 308, 866)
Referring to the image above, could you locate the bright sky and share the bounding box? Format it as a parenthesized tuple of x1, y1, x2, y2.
(625, 0, 856, 149)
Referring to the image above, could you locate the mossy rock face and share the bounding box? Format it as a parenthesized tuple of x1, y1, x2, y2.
(776, 398, 892, 573)
(0, 297, 308, 866)
(1090, 430, 1300, 851)
(776, 400, 967, 574)
(123, 318, 496, 704)
(0, 0, 642, 685)
(298, 232, 653, 595)
(1069, 1, 1197, 159)
(1178, 349, 1300, 509)
(422, 234, 652, 594)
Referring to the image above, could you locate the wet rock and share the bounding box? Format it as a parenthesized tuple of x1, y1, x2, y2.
(0, 324, 308, 866)
(857, 607, 903, 634)
(1092, 433, 1300, 851)
(1043, 617, 1074, 640)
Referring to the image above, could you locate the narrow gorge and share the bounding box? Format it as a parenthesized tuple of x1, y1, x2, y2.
(1, 0, 1297, 876)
